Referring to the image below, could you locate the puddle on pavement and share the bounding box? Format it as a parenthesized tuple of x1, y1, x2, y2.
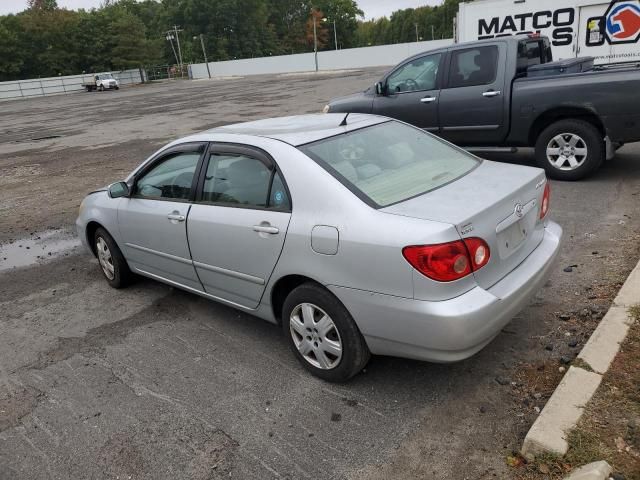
(0, 229, 81, 272)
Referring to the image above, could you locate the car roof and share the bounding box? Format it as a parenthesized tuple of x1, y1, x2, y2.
(204, 113, 389, 146)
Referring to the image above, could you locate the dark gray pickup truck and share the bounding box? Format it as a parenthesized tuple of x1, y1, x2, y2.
(325, 34, 640, 180)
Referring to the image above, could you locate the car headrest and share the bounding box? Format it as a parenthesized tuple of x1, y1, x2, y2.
(226, 158, 268, 187)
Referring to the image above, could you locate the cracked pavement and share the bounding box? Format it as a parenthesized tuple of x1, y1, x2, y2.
(1, 69, 640, 479)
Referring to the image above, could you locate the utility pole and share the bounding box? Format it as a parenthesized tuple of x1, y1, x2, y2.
(172, 25, 184, 77)
(432, 25, 435, 40)
(415, 23, 419, 43)
(333, 18, 338, 50)
(195, 34, 211, 79)
(313, 15, 319, 72)
(165, 32, 180, 71)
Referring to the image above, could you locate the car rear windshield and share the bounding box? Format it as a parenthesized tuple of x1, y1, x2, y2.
(298, 121, 479, 207)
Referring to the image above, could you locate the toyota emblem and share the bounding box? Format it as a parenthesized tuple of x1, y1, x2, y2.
(515, 203, 524, 218)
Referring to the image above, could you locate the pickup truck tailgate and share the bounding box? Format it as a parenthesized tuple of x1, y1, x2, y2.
(382, 160, 548, 290)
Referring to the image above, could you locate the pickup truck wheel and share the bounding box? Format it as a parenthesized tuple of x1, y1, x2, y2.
(535, 120, 603, 181)
(282, 283, 370, 382)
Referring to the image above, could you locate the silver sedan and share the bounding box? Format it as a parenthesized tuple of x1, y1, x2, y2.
(77, 114, 562, 382)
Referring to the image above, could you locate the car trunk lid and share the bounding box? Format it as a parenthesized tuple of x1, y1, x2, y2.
(382, 160, 548, 290)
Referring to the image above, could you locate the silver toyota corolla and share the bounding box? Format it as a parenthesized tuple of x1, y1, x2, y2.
(77, 113, 562, 382)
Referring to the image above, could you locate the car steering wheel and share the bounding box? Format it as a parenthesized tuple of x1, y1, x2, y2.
(404, 79, 419, 91)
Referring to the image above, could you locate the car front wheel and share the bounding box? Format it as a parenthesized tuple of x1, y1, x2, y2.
(93, 227, 133, 289)
(535, 119, 604, 181)
(282, 283, 370, 382)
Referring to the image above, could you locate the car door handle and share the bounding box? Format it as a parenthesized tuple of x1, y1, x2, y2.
(420, 96, 437, 103)
(483, 90, 501, 98)
(253, 225, 279, 235)
(167, 213, 186, 222)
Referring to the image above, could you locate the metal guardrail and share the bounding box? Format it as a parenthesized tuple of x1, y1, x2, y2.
(0, 69, 144, 101)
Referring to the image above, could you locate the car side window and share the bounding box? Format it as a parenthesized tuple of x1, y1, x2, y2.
(387, 53, 441, 94)
(201, 153, 289, 210)
(134, 152, 200, 201)
(448, 46, 498, 88)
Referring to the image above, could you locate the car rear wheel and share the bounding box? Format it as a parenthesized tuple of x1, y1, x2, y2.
(93, 227, 133, 289)
(535, 119, 604, 181)
(282, 283, 370, 382)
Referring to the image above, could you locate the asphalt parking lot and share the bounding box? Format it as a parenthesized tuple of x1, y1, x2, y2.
(1, 69, 640, 480)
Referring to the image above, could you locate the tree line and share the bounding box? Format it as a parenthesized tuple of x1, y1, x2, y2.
(0, 0, 465, 82)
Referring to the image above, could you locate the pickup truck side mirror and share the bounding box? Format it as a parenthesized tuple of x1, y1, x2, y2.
(108, 181, 130, 199)
(375, 82, 385, 96)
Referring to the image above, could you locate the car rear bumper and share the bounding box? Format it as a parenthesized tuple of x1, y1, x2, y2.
(328, 220, 562, 363)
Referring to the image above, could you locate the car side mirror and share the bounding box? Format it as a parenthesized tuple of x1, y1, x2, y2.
(375, 82, 385, 96)
(108, 181, 130, 199)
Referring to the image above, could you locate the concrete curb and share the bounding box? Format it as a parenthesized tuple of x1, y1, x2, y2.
(521, 258, 640, 459)
(563, 461, 612, 480)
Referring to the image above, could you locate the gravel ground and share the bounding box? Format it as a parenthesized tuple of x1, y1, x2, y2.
(1, 70, 639, 480)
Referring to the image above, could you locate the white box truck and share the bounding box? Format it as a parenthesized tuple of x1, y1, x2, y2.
(456, 0, 640, 64)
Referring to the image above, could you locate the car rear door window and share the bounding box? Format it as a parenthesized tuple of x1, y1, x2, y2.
(200, 153, 290, 210)
(448, 46, 498, 88)
(134, 152, 200, 201)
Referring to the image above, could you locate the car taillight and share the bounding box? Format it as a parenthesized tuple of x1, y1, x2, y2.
(540, 182, 551, 219)
(403, 237, 491, 282)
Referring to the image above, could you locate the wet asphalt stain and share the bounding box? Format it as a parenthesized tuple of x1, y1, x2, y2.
(0, 385, 44, 433)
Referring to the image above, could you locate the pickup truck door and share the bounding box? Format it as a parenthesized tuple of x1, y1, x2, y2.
(372, 52, 443, 132)
(438, 44, 508, 145)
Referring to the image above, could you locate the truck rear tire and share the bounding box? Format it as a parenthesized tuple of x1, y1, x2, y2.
(535, 119, 604, 181)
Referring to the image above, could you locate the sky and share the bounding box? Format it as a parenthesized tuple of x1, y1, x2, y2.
(0, 0, 439, 19)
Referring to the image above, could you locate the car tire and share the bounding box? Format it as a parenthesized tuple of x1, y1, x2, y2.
(93, 227, 133, 289)
(99, 84, 104, 92)
(282, 283, 370, 382)
(535, 119, 604, 181)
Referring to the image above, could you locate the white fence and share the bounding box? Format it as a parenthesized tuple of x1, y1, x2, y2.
(189, 39, 454, 79)
(0, 69, 144, 101)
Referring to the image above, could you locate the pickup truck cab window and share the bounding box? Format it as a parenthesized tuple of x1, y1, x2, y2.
(387, 53, 441, 93)
(448, 46, 498, 88)
(517, 39, 553, 75)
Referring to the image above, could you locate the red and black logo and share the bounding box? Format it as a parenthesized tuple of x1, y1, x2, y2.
(586, 0, 640, 46)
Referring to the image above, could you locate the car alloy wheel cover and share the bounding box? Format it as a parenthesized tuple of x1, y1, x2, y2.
(96, 237, 115, 280)
(289, 303, 343, 370)
(546, 133, 588, 171)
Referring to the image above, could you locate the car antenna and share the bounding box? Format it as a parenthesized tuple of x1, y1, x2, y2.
(339, 113, 349, 127)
